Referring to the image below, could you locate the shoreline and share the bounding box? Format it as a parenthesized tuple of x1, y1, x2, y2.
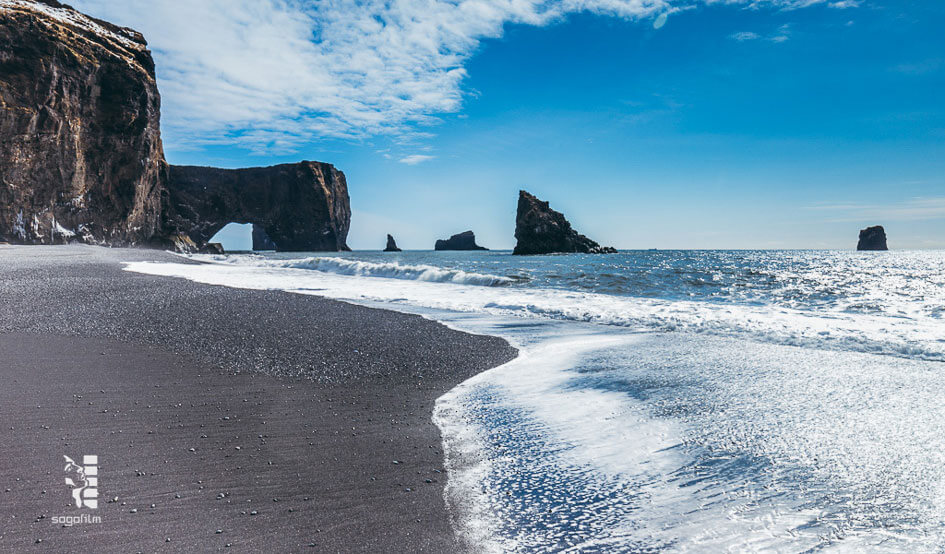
(0, 245, 517, 551)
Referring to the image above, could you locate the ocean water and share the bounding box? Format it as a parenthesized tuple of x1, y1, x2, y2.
(125, 249, 945, 552)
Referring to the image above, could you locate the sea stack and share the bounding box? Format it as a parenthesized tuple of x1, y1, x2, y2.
(434, 231, 487, 251)
(513, 190, 617, 255)
(384, 234, 402, 252)
(857, 226, 888, 251)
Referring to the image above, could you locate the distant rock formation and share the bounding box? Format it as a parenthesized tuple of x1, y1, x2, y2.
(435, 231, 487, 251)
(384, 234, 402, 252)
(857, 225, 888, 251)
(165, 163, 351, 252)
(252, 225, 277, 251)
(513, 191, 616, 255)
(0, 1, 352, 253)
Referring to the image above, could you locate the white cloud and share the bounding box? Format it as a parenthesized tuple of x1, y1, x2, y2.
(828, 0, 861, 8)
(730, 31, 761, 40)
(731, 23, 790, 43)
(68, 0, 852, 153)
(399, 154, 435, 165)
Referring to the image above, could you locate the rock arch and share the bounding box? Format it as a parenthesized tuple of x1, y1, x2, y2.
(165, 162, 351, 252)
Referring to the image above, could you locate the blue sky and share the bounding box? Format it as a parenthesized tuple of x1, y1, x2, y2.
(74, 0, 945, 250)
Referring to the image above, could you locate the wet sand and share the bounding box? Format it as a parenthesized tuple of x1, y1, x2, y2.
(0, 245, 516, 552)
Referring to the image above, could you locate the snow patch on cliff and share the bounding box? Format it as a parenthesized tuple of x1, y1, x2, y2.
(0, 0, 140, 49)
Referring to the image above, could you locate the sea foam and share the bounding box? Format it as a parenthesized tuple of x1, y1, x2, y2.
(131, 256, 945, 362)
(187, 253, 515, 287)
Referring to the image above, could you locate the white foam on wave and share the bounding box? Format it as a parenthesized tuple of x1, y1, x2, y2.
(131, 257, 945, 362)
(434, 332, 690, 552)
(185, 253, 515, 287)
(434, 320, 945, 552)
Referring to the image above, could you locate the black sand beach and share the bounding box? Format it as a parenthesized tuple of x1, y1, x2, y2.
(0, 245, 516, 552)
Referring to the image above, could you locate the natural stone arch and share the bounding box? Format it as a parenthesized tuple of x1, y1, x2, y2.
(165, 162, 351, 252)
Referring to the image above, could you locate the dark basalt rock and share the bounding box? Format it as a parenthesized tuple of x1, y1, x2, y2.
(0, 0, 166, 246)
(435, 230, 487, 251)
(513, 190, 616, 255)
(857, 225, 888, 251)
(164, 163, 351, 252)
(383, 234, 402, 252)
(252, 224, 277, 251)
(200, 242, 225, 255)
(0, 1, 352, 253)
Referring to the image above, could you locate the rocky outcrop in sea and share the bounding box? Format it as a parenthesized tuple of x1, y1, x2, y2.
(435, 231, 487, 251)
(857, 225, 888, 251)
(384, 234, 402, 252)
(513, 190, 616, 255)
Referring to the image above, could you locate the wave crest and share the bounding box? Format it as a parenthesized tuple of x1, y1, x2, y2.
(200, 255, 516, 287)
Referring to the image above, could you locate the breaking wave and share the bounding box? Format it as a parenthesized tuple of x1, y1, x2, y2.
(141, 256, 945, 363)
(188, 254, 517, 287)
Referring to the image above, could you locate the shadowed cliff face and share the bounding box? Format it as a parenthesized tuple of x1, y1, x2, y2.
(166, 163, 351, 252)
(0, 1, 351, 252)
(0, 0, 166, 245)
(252, 224, 278, 251)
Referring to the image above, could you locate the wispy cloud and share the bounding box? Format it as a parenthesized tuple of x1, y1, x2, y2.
(730, 23, 791, 43)
(806, 196, 945, 222)
(759, 0, 856, 8)
(68, 0, 855, 153)
(399, 154, 435, 165)
(730, 31, 761, 41)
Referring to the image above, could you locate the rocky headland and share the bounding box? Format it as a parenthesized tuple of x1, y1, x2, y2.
(0, 0, 350, 252)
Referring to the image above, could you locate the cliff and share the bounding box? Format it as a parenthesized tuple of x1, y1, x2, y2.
(0, 0, 166, 245)
(513, 190, 616, 255)
(0, 1, 351, 252)
(435, 230, 487, 251)
(857, 225, 888, 251)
